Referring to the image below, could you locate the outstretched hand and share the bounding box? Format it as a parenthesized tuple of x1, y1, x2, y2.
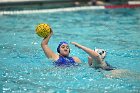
(71, 42, 77, 45)
(71, 42, 81, 48)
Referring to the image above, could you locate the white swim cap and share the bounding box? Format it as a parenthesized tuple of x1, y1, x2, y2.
(94, 48, 106, 59)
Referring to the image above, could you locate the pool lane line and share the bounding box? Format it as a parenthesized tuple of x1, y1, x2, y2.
(105, 4, 140, 9)
(0, 6, 105, 15)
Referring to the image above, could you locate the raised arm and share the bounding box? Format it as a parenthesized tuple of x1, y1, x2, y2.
(71, 42, 102, 64)
(41, 29, 58, 60)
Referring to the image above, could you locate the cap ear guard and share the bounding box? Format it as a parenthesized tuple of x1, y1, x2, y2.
(57, 46, 60, 53)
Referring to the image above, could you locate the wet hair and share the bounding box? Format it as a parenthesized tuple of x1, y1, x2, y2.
(57, 41, 70, 53)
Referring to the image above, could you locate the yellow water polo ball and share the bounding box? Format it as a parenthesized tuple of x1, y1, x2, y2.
(36, 23, 51, 38)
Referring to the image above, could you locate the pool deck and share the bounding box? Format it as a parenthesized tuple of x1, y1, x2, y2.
(0, 0, 85, 5)
(0, 0, 88, 9)
(1, 0, 37, 3)
(0, 0, 76, 3)
(1, 0, 140, 5)
(0, 0, 140, 11)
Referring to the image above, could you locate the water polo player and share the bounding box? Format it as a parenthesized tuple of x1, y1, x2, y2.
(71, 42, 116, 71)
(41, 30, 81, 67)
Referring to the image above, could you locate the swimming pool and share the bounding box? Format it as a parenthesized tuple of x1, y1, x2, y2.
(0, 7, 140, 93)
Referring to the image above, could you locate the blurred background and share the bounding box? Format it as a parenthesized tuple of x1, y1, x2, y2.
(0, 0, 140, 10)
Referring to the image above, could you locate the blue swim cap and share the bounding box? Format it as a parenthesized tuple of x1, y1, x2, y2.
(57, 41, 69, 53)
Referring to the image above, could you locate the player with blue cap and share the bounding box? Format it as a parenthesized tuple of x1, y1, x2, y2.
(41, 30, 81, 67)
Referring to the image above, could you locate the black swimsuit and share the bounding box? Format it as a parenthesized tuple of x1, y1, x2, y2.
(102, 61, 116, 71)
(94, 61, 116, 71)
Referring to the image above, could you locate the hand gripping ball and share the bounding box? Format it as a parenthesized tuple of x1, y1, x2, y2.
(36, 23, 51, 38)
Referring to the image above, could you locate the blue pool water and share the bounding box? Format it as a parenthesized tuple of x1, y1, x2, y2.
(0, 8, 140, 93)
